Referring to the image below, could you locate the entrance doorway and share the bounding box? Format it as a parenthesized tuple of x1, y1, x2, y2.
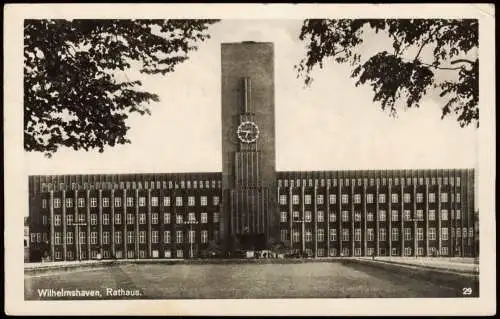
(236, 233, 266, 251)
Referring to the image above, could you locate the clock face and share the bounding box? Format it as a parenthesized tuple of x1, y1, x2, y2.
(237, 121, 260, 143)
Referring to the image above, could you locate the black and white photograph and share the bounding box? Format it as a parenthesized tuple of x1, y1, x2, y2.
(4, 3, 496, 316)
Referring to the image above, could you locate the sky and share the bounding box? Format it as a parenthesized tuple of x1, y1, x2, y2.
(24, 19, 478, 175)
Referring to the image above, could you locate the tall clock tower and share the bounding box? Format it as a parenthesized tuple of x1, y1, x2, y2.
(221, 42, 277, 250)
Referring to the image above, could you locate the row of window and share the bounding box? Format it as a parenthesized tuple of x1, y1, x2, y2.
(294, 246, 452, 257)
(42, 195, 221, 209)
(32, 229, 218, 245)
(279, 227, 475, 243)
(41, 212, 220, 226)
(278, 176, 462, 188)
(54, 248, 202, 260)
(40, 180, 222, 192)
(278, 192, 461, 205)
(279, 209, 463, 223)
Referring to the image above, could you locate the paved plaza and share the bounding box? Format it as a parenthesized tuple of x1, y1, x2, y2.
(24, 260, 478, 299)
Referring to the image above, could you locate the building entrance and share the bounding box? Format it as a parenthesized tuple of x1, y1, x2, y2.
(236, 233, 266, 251)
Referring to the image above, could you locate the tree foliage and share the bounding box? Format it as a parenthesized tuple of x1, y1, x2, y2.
(296, 19, 478, 127)
(24, 19, 218, 156)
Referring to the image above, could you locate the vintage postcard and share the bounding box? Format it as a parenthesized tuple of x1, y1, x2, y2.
(4, 3, 496, 316)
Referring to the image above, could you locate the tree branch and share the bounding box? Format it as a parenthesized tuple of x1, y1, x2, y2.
(420, 62, 463, 71)
(451, 58, 475, 65)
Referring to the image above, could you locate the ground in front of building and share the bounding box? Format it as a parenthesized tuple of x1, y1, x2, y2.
(25, 260, 478, 299)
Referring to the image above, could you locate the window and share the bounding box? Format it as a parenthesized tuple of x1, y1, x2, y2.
(416, 210, 424, 221)
(404, 228, 412, 240)
(79, 232, 86, 244)
(163, 197, 171, 206)
(292, 211, 300, 220)
(293, 231, 300, 243)
(292, 195, 299, 205)
(428, 210, 436, 221)
(114, 213, 121, 225)
(428, 228, 436, 240)
(456, 177, 461, 186)
(354, 212, 361, 221)
(127, 231, 135, 244)
(305, 211, 312, 222)
(66, 198, 73, 208)
(137, 213, 145, 224)
(177, 249, 184, 258)
(367, 212, 374, 221)
(391, 210, 398, 222)
(90, 214, 97, 225)
(329, 229, 337, 241)
(378, 194, 386, 203)
(279, 195, 287, 205)
(367, 248, 375, 257)
(127, 250, 134, 259)
(428, 193, 435, 203)
(354, 228, 361, 241)
(404, 210, 411, 221)
(456, 210, 461, 219)
(164, 231, 171, 244)
(78, 214, 85, 223)
(54, 198, 61, 208)
(441, 210, 448, 221)
(90, 197, 97, 207)
(469, 227, 474, 238)
(404, 247, 412, 256)
(42, 199, 47, 209)
(53, 214, 61, 226)
(329, 194, 336, 204)
(342, 247, 350, 257)
(126, 197, 133, 207)
(379, 228, 387, 241)
(317, 195, 324, 205)
(54, 232, 62, 245)
(342, 229, 349, 241)
(280, 229, 288, 242)
(341, 211, 349, 222)
(403, 193, 411, 203)
(213, 196, 220, 205)
(102, 232, 110, 244)
(341, 194, 349, 204)
(138, 197, 145, 207)
(78, 198, 85, 207)
(391, 193, 398, 203)
(101, 197, 109, 207)
(354, 194, 361, 204)
(379, 210, 387, 221)
(304, 195, 312, 204)
(188, 212, 196, 223)
(176, 214, 183, 224)
(90, 232, 98, 244)
(456, 227, 461, 238)
(305, 231, 312, 242)
(317, 229, 324, 242)
(114, 197, 121, 207)
(280, 211, 287, 223)
(440, 246, 448, 256)
(176, 197, 183, 206)
(416, 193, 424, 203)
(115, 231, 122, 244)
(151, 197, 158, 207)
(176, 231, 183, 244)
(441, 193, 448, 203)
(201, 196, 208, 206)
(164, 213, 171, 224)
(366, 194, 373, 204)
(151, 213, 158, 224)
(201, 230, 208, 243)
(317, 210, 324, 222)
(201, 212, 208, 224)
(139, 231, 146, 244)
(66, 231, 73, 244)
(213, 212, 220, 223)
(441, 228, 448, 240)
(188, 196, 195, 206)
(127, 214, 134, 225)
(391, 228, 399, 241)
(367, 228, 374, 241)
(327, 212, 335, 222)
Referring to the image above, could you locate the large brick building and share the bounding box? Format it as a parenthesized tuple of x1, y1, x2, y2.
(27, 42, 477, 261)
